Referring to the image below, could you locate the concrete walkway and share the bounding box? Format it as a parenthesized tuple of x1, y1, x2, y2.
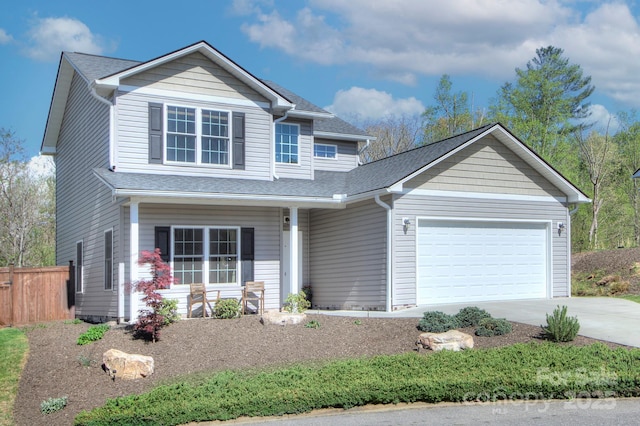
(315, 297, 640, 347)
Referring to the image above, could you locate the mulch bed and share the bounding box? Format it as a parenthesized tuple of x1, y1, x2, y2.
(13, 314, 629, 426)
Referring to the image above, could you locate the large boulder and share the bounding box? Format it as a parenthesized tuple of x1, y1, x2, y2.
(103, 349, 154, 380)
(416, 330, 474, 352)
(261, 310, 306, 326)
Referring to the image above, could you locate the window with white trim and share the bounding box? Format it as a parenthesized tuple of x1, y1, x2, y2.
(276, 123, 299, 164)
(166, 106, 230, 165)
(104, 229, 113, 291)
(172, 227, 239, 285)
(314, 143, 337, 159)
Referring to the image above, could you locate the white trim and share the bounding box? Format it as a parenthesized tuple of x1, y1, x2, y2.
(119, 85, 271, 110)
(404, 188, 567, 203)
(415, 216, 553, 304)
(313, 131, 373, 142)
(129, 202, 139, 322)
(169, 225, 242, 286)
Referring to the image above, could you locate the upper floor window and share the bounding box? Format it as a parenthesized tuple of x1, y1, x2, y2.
(314, 143, 337, 159)
(276, 123, 299, 164)
(166, 106, 230, 165)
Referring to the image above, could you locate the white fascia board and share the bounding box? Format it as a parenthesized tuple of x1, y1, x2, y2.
(95, 42, 294, 110)
(314, 131, 375, 142)
(287, 110, 334, 120)
(113, 189, 346, 209)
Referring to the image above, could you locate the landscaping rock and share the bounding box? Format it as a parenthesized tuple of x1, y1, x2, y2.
(416, 330, 474, 352)
(261, 310, 306, 326)
(102, 349, 154, 380)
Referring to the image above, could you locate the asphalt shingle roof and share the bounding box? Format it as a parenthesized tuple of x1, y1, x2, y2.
(95, 124, 495, 200)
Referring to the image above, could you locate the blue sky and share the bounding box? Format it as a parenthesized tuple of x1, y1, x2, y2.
(2, 0, 640, 158)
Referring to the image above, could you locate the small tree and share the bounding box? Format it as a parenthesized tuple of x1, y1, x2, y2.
(132, 249, 178, 342)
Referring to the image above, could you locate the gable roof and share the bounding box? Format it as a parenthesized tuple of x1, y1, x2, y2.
(42, 41, 358, 153)
(94, 123, 589, 206)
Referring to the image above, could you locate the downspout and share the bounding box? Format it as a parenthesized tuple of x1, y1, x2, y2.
(89, 83, 115, 168)
(273, 111, 290, 180)
(357, 139, 371, 166)
(374, 194, 393, 312)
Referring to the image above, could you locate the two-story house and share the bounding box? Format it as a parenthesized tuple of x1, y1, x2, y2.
(42, 41, 589, 322)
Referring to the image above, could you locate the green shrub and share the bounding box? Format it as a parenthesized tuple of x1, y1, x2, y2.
(214, 298, 241, 319)
(77, 324, 110, 345)
(283, 291, 311, 314)
(417, 311, 459, 332)
(455, 306, 492, 327)
(475, 317, 512, 336)
(40, 396, 68, 414)
(305, 320, 320, 329)
(541, 305, 580, 342)
(157, 298, 180, 325)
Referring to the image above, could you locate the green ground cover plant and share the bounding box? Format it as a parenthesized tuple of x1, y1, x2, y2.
(0, 328, 28, 426)
(417, 311, 459, 332)
(474, 317, 512, 337)
(77, 324, 110, 345)
(75, 343, 640, 426)
(40, 396, 68, 414)
(619, 295, 640, 303)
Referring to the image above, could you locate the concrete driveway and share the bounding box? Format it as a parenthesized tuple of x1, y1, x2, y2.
(319, 297, 640, 347)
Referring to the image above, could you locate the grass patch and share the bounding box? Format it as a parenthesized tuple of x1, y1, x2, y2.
(0, 328, 28, 426)
(75, 343, 640, 426)
(619, 295, 640, 304)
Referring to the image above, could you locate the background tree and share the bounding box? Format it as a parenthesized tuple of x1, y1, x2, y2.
(422, 74, 486, 144)
(360, 115, 422, 163)
(490, 46, 594, 166)
(0, 128, 56, 267)
(614, 112, 640, 246)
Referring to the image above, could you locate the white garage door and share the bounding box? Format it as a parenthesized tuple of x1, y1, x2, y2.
(417, 219, 549, 304)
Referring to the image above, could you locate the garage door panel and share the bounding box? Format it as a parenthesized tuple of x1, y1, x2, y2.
(417, 220, 548, 304)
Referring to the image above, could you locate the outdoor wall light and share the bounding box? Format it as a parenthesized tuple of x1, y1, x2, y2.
(557, 222, 565, 236)
(403, 217, 411, 231)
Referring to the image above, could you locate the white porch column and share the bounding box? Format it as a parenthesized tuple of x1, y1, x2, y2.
(129, 201, 139, 322)
(290, 206, 299, 295)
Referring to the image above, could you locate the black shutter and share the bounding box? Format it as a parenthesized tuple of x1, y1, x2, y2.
(149, 103, 163, 163)
(232, 112, 245, 169)
(241, 227, 254, 283)
(154, 226, 171, 263)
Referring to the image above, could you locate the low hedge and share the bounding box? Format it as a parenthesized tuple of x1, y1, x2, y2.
(75, 343, 640, 425)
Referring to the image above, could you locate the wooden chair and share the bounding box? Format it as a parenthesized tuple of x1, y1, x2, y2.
(242, 281, 265, 315)
(187, 283, 218, 318)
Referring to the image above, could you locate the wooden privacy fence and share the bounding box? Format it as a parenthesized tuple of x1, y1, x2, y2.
(0, 263, 75, 326)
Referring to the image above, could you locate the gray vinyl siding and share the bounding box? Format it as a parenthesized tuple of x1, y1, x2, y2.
(55, 72, 121, 320)
(407, 135, 565, 198)
(309, 199, 387, 310)
(276, 119, 313, 180)
(392, 193, 570, 307)
(122, 52, 268, 102)
(114, 91, 273, 179)
(313, 139, 358, 172)
(133, 204, 282, 315)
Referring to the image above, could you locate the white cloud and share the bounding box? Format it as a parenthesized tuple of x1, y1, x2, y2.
(240, 0, 640, 107)
(585, 104, 620, 134)
(325, 87, 425, 121)
(228, 0, 274, 16)
(0, 28, 13, 44)
(25, 17, 107, 62)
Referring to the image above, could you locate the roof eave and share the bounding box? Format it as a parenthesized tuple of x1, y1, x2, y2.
(314, 131, 376, 142)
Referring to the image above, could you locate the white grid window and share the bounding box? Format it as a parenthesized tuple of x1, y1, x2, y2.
(201, 110, 229, 165)
(166, 106, 196, 163)
(314, 143, 337, 159)
(276, 123, 299, 164)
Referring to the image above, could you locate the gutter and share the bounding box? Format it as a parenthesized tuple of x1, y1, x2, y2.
(374, 194, 393, 312)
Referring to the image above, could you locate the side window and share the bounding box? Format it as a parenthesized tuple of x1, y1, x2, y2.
(314, 143, 337, 159)
(76, 240, 83, 293)
(275, 123, 299, 164)
(104, 230, 113, 291)
(166, 106, 196, 163)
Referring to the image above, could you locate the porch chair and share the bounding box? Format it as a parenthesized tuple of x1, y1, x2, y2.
(242, 281, 265, 315)
(187, 283, 219, 318)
